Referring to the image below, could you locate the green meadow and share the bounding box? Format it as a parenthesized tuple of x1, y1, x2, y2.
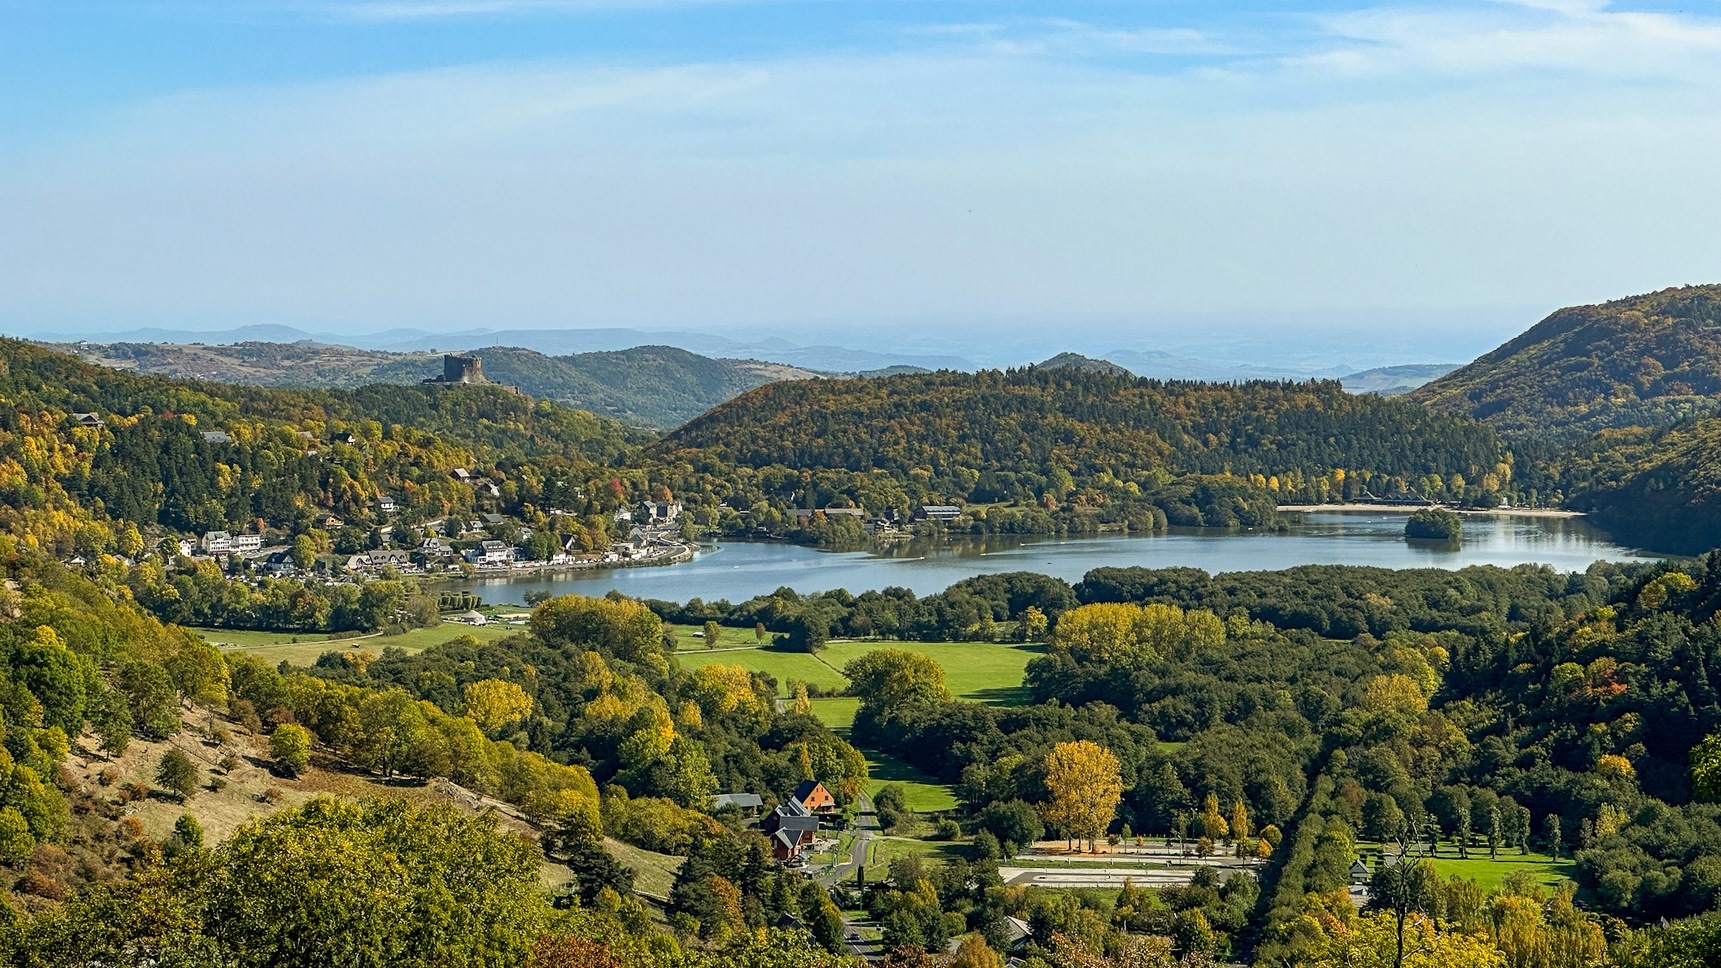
(195, 620, 520, 666)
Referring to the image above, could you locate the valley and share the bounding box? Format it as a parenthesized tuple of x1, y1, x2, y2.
(3, 284, 1721, 966)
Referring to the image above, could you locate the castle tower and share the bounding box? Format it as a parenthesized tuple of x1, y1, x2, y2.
(443, 354, 484, 384)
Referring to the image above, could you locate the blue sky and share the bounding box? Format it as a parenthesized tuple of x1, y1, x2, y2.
(3, 0, 1720, 349)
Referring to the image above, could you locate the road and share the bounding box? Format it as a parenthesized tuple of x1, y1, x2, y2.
(822, 795, 882, 960)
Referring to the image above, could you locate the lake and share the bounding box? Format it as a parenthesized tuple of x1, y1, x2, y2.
(446, 511, 1659, 606)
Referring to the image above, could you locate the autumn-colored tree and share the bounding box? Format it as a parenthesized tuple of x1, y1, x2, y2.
(702, 621, 721, 648)
(791, 682, 812, 716)
(1596, 754, 1636, 783)
(946, 933, 1004, 968)
(1052, 602, 1223, 664)
(463, 678, 534, 732)
(1197, 793, 1230, 841)
(1364, 674, 1429, 715)
(1230, 798, 1251, 843)
(526, 936, 625, 968)
(270, 723, 313, 777)
(690, 664, 771, 729)
(1019, 606, 1049, 643)
(1040, 740, 1122, 852)
(1305, 912, 1507, 967)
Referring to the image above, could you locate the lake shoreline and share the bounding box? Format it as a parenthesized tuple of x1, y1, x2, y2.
(1276, 504, 1583, 518)
(440, 517, 1651, 606)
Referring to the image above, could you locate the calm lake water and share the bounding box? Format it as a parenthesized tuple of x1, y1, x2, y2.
(448, 512, 1659, 606)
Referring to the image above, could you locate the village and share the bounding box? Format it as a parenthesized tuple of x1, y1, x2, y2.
(172, 495, 696, 581)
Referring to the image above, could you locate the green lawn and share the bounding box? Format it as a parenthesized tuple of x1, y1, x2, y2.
(808, 697, 860, 731)
(867, 749, 959, 813)
(860, 835, 971, 882)
(676, 638, 1043, 704)
(676, 648, 850, 694)
(670, 623, 756, 651)
(1425, 852, 1577, 893)
(195, 620, 518, 666)
(817, 641, 1043, 704)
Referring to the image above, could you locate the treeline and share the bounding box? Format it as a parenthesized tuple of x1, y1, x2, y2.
(643, 562, 1644, 650)
(125, 560, 436, 632)
(649, 367, 1531, 526)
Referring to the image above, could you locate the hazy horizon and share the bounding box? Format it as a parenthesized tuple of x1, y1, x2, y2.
(5, 1, 1719, 357)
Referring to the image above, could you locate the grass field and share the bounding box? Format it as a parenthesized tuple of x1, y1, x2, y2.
(817, 641, 1043, 704)
(860, 834, 971, 881)
(675, 639, 1042, 704)
(676, 648, 851, 693)
(1426, 852, 1577, 892)
(808, 697, 860, 731)
(867, 749, 960, 813)
(604, 837, 683, 902)
(671, 623, 768, 651)
(195, 620, 519, 666)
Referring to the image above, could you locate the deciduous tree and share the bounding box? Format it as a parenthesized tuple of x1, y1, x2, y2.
(1040, 740, 1122, 852)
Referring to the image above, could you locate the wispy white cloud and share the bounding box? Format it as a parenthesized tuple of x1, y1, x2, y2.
(1288, 1, 1721, 79)
(910, 18, 1239, 59)
(4, 3, 1721, 330)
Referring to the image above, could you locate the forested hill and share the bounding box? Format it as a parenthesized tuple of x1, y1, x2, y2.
(375, 344, 816, 428)
(58, 340, 819, 429)
(0, 339, 644, 548)
(653, 367, 1525, 508)
(1410, 284, 1721, 442)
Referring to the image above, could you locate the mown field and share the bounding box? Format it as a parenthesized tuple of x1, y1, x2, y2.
(1425, 852, 1578, 892)
(675, 639, 1043, 703)
(195, 620, 521, 666)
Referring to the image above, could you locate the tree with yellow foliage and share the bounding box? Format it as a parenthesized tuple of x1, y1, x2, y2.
(1230, 798, 1251, 843)
(1052, 602, 1224, 665)
(1304, 912, 1506, 968)
(1040, 740, 1122, 852)
(462, 678, 533, 732)
(1197, 793, 1230, 841)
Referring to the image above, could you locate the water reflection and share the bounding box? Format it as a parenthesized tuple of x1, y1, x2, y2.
(445, 512, 1658, 606)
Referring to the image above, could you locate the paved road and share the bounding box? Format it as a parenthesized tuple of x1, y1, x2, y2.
(823, 795, 882, 960)
(820, 794, 879, 886)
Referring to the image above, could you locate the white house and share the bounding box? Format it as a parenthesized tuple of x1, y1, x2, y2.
(468, 540, 516, 567)
(233, 534, 263, 553)
(376, 495, 398, 515)
(201, 531, 235, 555)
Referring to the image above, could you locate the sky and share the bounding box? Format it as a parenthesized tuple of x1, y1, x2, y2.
(2, 0, 1720, 358)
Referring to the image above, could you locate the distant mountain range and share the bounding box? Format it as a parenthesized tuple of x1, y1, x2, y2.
(42, 324, 976, 375)
(49, 340, 822, 429)
(1337, 364, 1460, 396)
(32, 316, 1491, 384)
